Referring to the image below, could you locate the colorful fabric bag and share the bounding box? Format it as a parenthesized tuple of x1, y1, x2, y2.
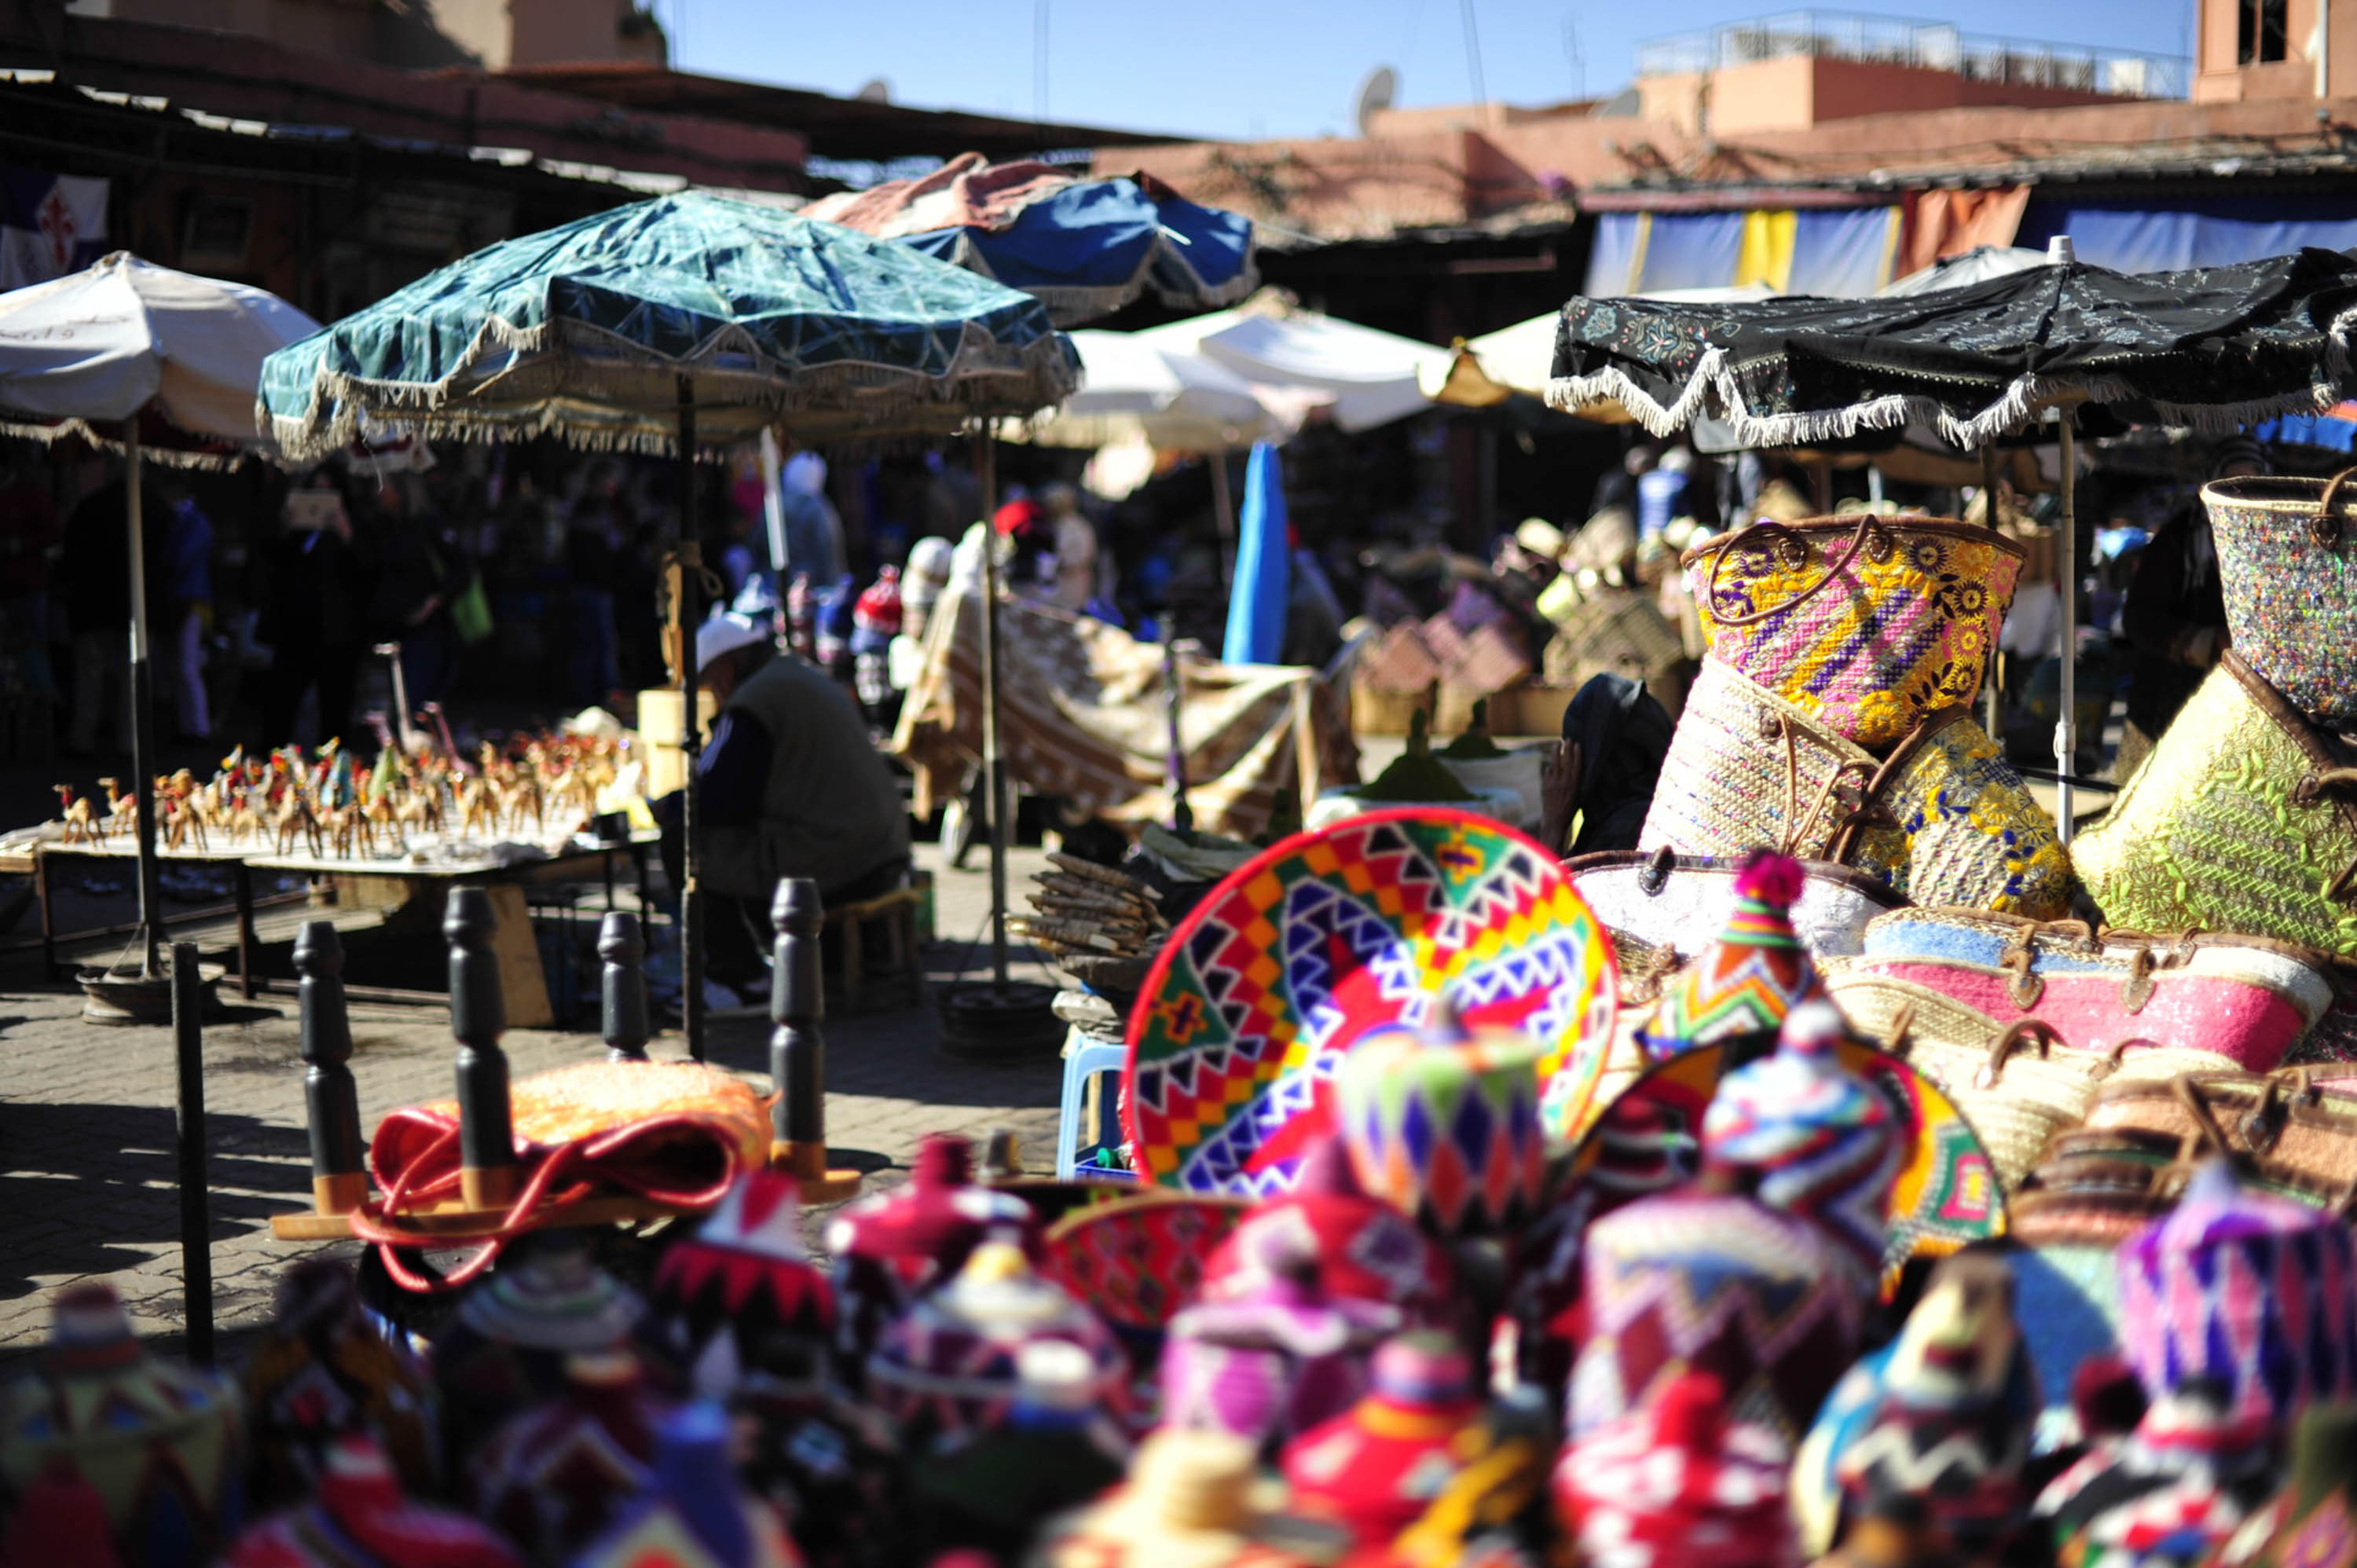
(2075, 652, 2357, 967)
(1642, 656, 2073, 919)
(1684, 515, 2025, 749)
(1835, 908, 2336, 1071)
(1569, 848, 1905, 962)
(2204, 471, 2357, 723)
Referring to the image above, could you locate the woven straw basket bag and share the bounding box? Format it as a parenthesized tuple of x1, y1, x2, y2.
(1684, 515, 2025, 749)
(2203, 470, 2357, 723)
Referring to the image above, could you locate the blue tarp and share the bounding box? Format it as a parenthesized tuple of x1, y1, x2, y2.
(2253, 408, 2357, 451)
(2018, 196, 2357, 274)
(1786, 207, 1901, 297)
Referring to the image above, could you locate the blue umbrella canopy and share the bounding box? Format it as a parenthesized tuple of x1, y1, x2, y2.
(804, 154, 1256, 327)
(258, 190, 1080, 461)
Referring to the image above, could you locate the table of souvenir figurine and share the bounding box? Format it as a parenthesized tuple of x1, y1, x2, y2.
(0, 833, 654, 1028)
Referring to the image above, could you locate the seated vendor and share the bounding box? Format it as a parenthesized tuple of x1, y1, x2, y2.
(662, 612, 913, 1013)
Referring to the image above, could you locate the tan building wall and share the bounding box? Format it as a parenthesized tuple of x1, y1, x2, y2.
(64, 0, 663, 69)
(2192, 0, 2357, 100)
(1639, 53, 2135, 137)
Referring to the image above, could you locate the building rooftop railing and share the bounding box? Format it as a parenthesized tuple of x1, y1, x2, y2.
(1636, 10, 2189, 100)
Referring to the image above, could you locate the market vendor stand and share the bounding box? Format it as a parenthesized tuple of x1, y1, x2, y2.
(1547, 240, 2357, 836)
(258, 190, 1078, 1063)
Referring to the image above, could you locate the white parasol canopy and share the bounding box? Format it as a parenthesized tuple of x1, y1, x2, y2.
(1020, 328, 1323, 451)
(1139, 305, 1450, 432)
(0, 251, 320, 462)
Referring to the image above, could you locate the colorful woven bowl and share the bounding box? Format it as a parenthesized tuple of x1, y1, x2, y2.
(1124, 808, 1616, 1198)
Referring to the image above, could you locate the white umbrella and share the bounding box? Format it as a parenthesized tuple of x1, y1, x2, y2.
(1140, 306, 1450, 433)
(1021, 328, 1320, 452)
(1879, 245, 2050, 297)
(0, 251, 321, 980)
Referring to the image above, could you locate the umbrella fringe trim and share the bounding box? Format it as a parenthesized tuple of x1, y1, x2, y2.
(1547, 329, 2355, 448)
(261, 316, 1080, 462)
(0, 416, 251, 470)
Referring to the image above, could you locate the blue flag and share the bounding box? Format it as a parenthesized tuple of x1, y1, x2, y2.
(1222, 443, 1289, 665)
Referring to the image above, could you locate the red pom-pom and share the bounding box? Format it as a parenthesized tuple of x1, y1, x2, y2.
(1733, 849, 1805, 909)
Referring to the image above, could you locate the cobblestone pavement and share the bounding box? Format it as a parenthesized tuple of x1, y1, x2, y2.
(0, 841, 1065, 1359)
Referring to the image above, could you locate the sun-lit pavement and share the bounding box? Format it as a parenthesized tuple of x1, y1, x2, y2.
(0, 839, 1061, 1358)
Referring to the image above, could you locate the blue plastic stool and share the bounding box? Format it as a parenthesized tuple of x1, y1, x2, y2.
(1056, 1030, 1130, 1179)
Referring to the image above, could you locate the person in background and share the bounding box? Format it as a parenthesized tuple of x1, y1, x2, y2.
(60, 469, 155, 757)
(777, 451, 846, 586)
(158, 482, 214, 741)
(2116, 437, 2263, 778)
(1591, 445, 1651, 518)
(365, 475, 463, 710)
(660, 612, 913, 1015)
(1635, 446, 1693, 540)
(0, 453, 60, 699)
(1039, 482, 1098, 612)
(259, 474, 367, 745)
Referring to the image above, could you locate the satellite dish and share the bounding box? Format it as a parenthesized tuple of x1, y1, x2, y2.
(1354, 66, 1398, 136)
(856, 77, 892, 103)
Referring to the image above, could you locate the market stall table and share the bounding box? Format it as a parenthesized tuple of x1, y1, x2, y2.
(0, 834, 653, 1027)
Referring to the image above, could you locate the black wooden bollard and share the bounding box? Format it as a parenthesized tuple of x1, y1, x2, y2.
(769, 877, 861, 1202)
(295, 920, 367, 1214)
(446, 888, 519, 1210)
(600, 910, 651, 1062)
(169, 941, 214, 1366)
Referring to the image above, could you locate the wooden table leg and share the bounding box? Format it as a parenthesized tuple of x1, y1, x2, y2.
(233, 860, 256, 1000)
(34, 850, 52, 980)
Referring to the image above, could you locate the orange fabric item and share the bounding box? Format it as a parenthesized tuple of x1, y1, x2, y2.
(1900, 188, 2031, 278)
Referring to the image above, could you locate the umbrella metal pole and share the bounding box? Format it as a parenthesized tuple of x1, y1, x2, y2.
(1981, 445, 2002, 739)
(124, 425, 163, 980)
(1209, 450, 1237, 590)
(2056, 415, 2078, 844)
(975, 431, 1008, 989)
(676, 376, 706, 1057)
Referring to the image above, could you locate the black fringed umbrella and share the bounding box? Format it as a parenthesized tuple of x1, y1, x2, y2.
(1545, 244, 2357, 836)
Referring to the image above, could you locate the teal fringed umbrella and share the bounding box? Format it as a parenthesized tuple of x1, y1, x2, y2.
(259, 192, 1079, 1057)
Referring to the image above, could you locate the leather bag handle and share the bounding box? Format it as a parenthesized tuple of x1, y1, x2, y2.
(1702, 515, 1879, 629)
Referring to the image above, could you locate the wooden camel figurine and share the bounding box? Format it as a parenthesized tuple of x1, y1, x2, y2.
(274, 790, 324, 858)
(52, 785, 97, 846)
(96, 777, 137, 840)
(225, 783, 262, 844)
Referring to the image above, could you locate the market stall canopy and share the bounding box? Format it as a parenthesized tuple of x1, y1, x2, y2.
(258, 190, 1080, 462)
(1017, 328, 1324, 451)
(1138, 302, 1450, 434)
(1877, 245, 2048, 298)
(1547, 247, 2357, 449)
(0, 251, 321, 464)
(802, 152, 1256, 327)
(1429, 284, 1779, 412)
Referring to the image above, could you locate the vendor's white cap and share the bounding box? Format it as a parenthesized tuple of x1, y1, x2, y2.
(696, 612, 769, 672)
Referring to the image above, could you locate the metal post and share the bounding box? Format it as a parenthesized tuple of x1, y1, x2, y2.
(974, 430, 1008, 989)
(2056, 414, 2079, 843)
(169, 940, 213, 1365)
(126, 426, 162, 979)
(1164, 637, 1193, 835)
(769, 877, 823, 1156)
(599, 910, 650, 1062)
(446, 887, 517, 1210)
(768, 876, 858, 1200)
(295, 920, 365, 1215)
(1209, 451, 1237, 588)
(676, 375, 706, 1058)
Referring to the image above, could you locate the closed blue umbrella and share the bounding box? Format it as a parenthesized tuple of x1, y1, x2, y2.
(1223, 443, 1289, 665)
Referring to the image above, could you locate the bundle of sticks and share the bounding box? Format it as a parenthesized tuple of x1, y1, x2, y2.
(1014, 852, 1169, 976)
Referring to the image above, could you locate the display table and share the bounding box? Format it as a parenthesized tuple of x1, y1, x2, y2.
(0, 836, 652, 1027)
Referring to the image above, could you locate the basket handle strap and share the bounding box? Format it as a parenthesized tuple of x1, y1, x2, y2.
(2316, 466, 2357, 548)
(2170, 1074, 2238, 1166)
(1975, 1017, 2062, 1090)
(1703, 515, 1879, 628)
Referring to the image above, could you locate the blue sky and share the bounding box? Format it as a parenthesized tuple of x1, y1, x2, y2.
(665, 0, 2194, 141)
